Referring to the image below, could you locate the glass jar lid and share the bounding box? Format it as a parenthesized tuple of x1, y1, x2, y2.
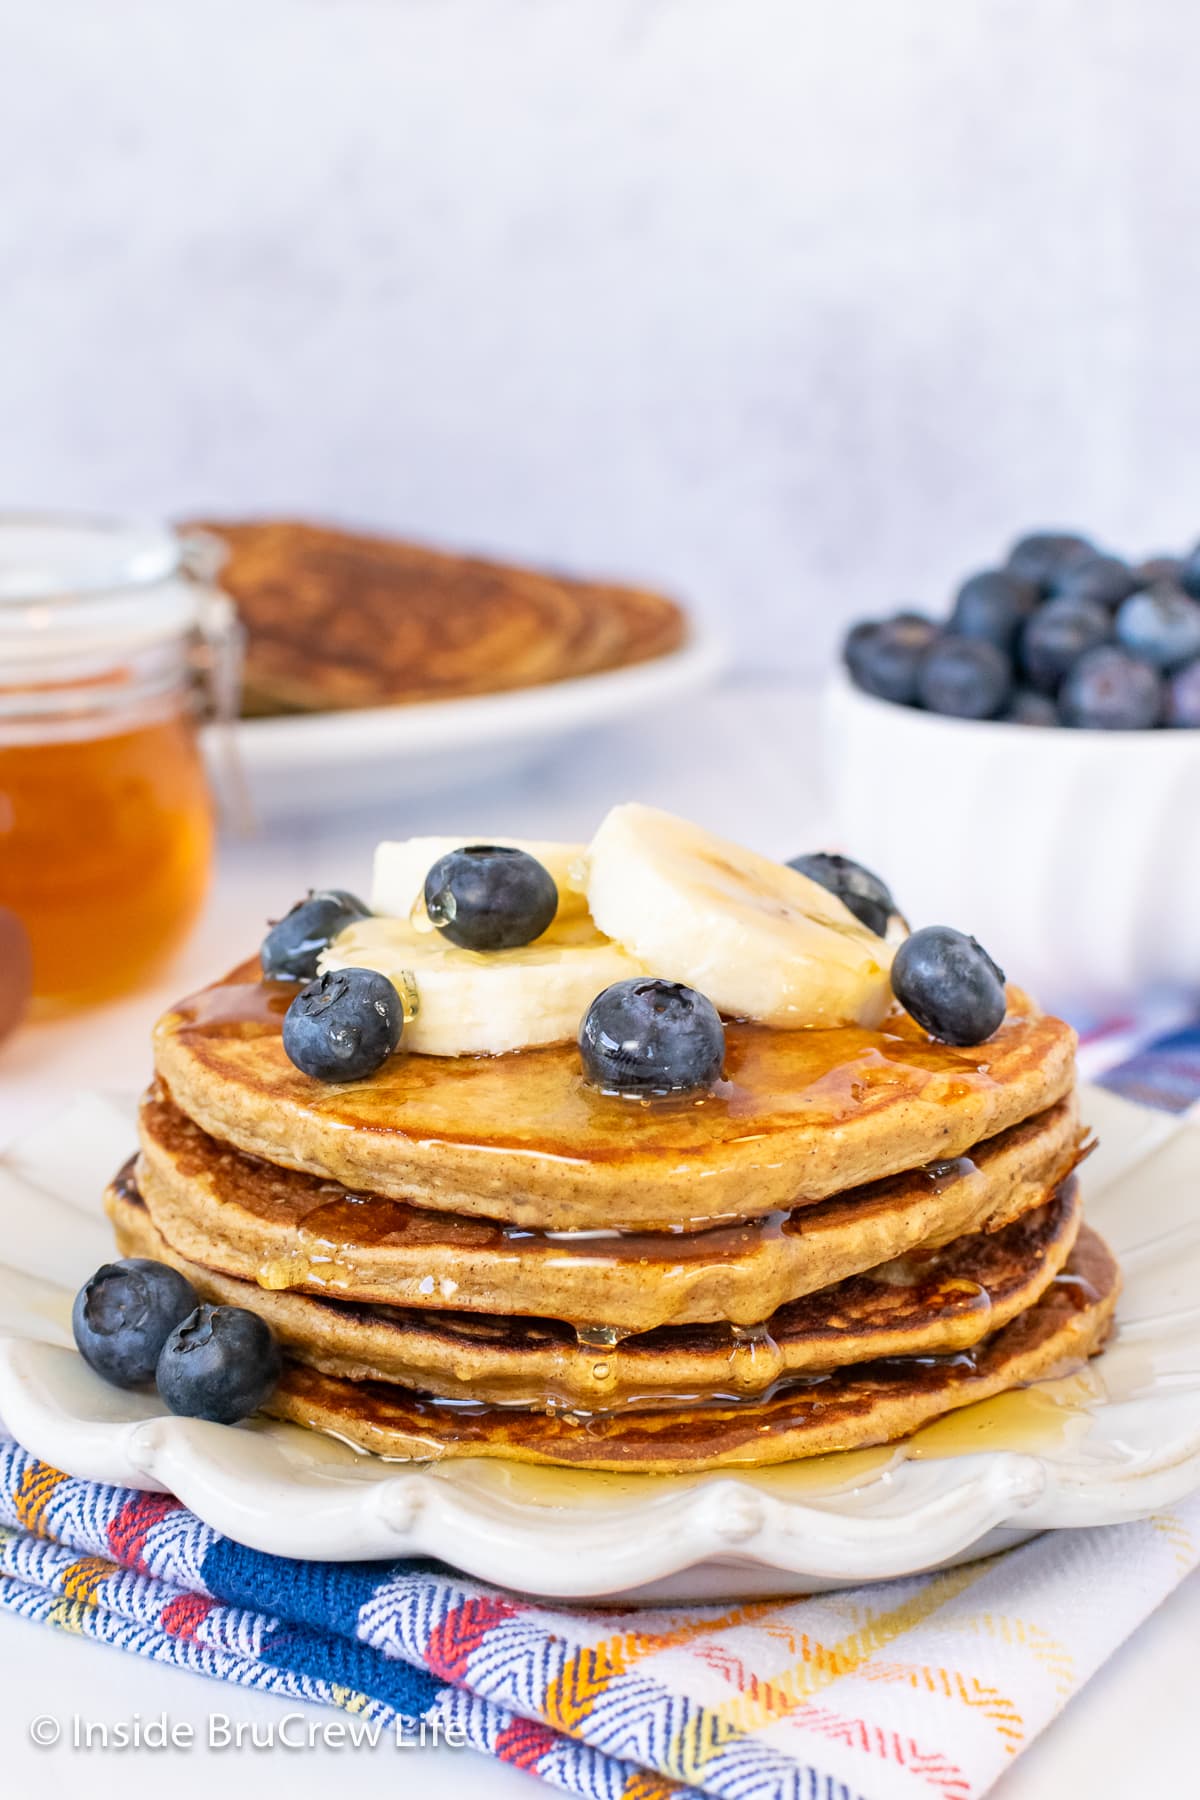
(0, 512, 221, 664)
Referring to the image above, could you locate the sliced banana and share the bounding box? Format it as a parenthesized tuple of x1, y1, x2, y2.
(586, 804, 895, 1029)
(372, 836, 589, 924)
(321, 914, 642, 1056)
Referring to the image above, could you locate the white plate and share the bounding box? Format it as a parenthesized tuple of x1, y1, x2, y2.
(1, 1085, 1198, 1603)
(209, 629, 724, 816)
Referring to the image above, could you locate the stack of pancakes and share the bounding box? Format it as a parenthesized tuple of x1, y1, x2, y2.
(104, 962, 1119, 1472)
(184, 520, 688, 716)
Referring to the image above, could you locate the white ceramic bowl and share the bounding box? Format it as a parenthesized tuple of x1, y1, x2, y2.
(825, 669, 1200, 1008)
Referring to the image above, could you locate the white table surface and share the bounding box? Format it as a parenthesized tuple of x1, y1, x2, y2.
(0, 677, 1195, 1798)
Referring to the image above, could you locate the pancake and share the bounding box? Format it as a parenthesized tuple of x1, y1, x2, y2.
(108, 1167, 1083, 1408)
(152, 965, 1078, 1229)
(186, 519, 688, 715)
(135, 1085, 1085, 1330)
(257, 1227, 1119, 1470)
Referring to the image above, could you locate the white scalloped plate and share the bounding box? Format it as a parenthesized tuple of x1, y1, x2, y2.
(1, 1085, 1198, 1602)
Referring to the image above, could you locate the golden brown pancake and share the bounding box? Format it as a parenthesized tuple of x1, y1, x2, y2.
(152, 965, 1078, 1230)
(135, 1085, 1084, 1330)
(108, 1167, 1082, 1408)
(185, 520, 688, 715)
(257, 1228, 1119, 1470)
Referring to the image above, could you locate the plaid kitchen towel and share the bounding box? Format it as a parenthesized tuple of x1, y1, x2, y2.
(1, 1008, 1198, 1800)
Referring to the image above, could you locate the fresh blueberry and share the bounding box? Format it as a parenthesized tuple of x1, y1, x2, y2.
(1165, 658, 1200, 728)
(917, 636, 1012, 719)
(1135, 555, 1185, 588)
(787, 852, 897, 938)
(891, 926, 1007, 1047)
(282, 968, 403, 1081)
(424, 846, 558, 951)
(1058, 646, 1163, 730)
(1180, 543, 1200, 600)
(1004, 687, 1059, 726)
(579, 978, 725, 1096)
(261, 890, 370, 981)
(950, 570, 1039, 651)
(1051, 553, 1138, 609)
(1018, 596, 1110, 692)
(1115, 585, 1200, 672)
(1005, 531, 1096, 590)
(156, 1304, 281, 1425)
(72, 1259, 198, 1389)
(843, 614, 940, 705)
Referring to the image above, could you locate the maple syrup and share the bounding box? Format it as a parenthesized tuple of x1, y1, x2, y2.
(0, 514, 239, 1012)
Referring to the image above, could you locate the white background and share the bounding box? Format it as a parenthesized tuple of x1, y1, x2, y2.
(6, 0, 1200, 671)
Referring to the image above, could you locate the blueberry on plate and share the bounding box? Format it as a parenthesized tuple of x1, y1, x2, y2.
(156, 1304, 282, 1425)
(283, 967, 403, 1080)
(1115, 585, 1200, 672)
(1004, 687, 1059, 726)
(891, 926, 1007, 1047)
(1058, 646, 1163, 729)
(787, 851, 897, 938)
(950, 569, 1039, 652)
(424, 846, 558, 951)
(580, 978, 725, 1096)
(1180, 543, 1200, 601)
(1051, 553, 1139, 610)
(917, 636, 1012, 719)
(1018, 596, 1110, 692)
(1005, 531, 1096, 590)
(72, 1259, 198, 1388)
(261, 890, 370, 980)
(1166, 658, 1200, 728)
(843, 614, 940, 705)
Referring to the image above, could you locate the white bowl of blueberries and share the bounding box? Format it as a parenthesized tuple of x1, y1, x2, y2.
(826, 530, 1200, 1006)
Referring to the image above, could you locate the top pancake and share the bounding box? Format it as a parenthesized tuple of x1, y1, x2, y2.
(153, 964, 1077, 1230)
(187, 519, 688, 715)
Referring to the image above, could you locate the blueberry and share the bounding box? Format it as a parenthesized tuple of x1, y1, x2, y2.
(917, 636, 1012, 719)
(787, 852, 897, 938)
(891, 926, 1007, 1047)
(1180, 543, 1200, 600)
(843, 614, 940, 705)
(1166, 658, 1200, 728)
(1019, 596, 1110, 692)
(1058, 646, 1163, 730)
(950, 570, 1039, 651)
(1135, 555, 1184, 588)
(1051, 553, 1138, 609)
(1004, 687, 1059, 726)
(156, 1304, 281, 1425)
(72, 1259, 198, 1389)
(283, 968, 403, 1080)
(424, 846, 558, 951)
(261, 890, 370, 981)
(1005, 531, 1096, 590)
(1115, 585, 1200, 672)
(579, 978, 724, 1096)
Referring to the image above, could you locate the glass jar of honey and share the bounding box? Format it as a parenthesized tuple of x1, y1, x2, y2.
(0, 514, 240, 1013)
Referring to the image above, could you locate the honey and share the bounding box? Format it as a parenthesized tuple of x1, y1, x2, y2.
(0, 710, 213, 1011)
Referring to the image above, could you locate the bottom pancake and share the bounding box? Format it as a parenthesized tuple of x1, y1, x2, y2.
(106, 1166, 1083, 1408)
(261, 1228, 1119, 1471)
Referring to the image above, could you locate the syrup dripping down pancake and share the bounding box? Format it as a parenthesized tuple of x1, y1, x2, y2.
(108, 1167, 1083, 1409)
(135, 1085, 1084, 1331)
(152, 965, 1078, 1229)
(256, 1228, 1119, 1471)
(185, 520, 688, 715)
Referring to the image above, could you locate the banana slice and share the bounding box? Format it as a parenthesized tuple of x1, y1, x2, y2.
(372, 836, 589, 924)
(320, 914, 642, 1056)
(586, 804, 895, 1029)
